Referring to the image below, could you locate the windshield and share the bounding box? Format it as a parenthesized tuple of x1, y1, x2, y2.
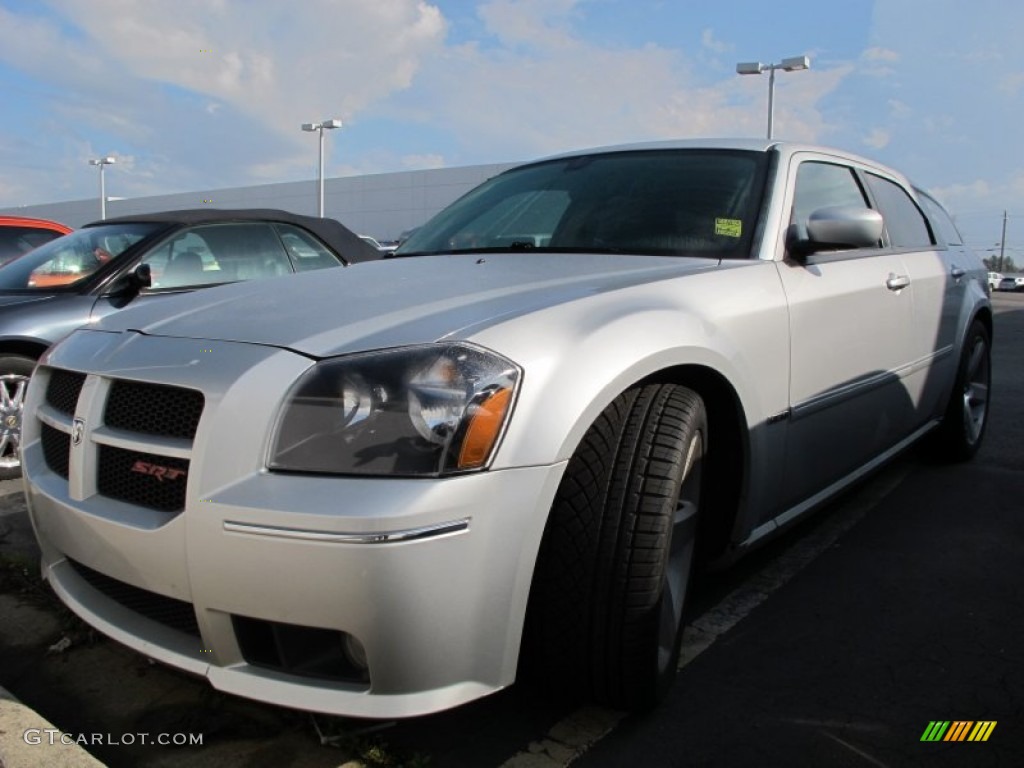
(398, 149, 768, 259)
(0, 223, 161, 291)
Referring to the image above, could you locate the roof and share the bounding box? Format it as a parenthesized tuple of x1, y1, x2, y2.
(0, 215, 73, 233)
(536, 138, 893, 174)
(89, 208, 381, 264)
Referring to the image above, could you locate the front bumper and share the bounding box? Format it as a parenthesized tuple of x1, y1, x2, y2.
(22, 330, 565, 718)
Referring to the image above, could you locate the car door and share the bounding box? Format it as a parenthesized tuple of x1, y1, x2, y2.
(774, 156, 917, 513)
(909, 188, 972, 419)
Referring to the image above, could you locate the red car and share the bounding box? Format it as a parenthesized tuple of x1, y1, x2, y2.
(0, 216, 73, 267)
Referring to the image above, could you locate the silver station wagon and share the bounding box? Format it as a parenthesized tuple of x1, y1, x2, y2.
(22, 139, 991, 719)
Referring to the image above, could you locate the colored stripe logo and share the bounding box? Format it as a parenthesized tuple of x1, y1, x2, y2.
(921, 721, 996, 742)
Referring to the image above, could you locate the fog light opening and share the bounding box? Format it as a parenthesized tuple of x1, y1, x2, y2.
(343, 633, 368, 672)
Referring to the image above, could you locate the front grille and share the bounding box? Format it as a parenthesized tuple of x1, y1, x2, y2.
(45, 370, 86, 416)
(104, 381, 204, 440)
(97, 446, 189, 513)
(40, 424, 70, 478)
(67, 558, 200, 638)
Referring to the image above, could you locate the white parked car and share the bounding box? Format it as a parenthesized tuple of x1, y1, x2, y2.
(987, 271, 1003, 290)
(996, 274, 1024, 292)
(23, 140, 991, 719)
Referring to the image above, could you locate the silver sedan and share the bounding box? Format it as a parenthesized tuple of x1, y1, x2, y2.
(22, 139, 990, 718)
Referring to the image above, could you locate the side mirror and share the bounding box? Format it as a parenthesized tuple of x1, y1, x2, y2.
(789, 206, 884, 259)
(132, 263, 152, 288)
(104, 262, 152, 298)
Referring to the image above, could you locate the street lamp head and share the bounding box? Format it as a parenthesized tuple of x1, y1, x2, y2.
(736, 61, 764, 75)
(301, 119, 342, 132)
(89, 156, 116, 166)
(780, 55, 810, 72)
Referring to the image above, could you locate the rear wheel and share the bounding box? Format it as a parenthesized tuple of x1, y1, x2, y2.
(525, 382, 706, 710)
(0, 355, 37, 480)
(930, 320, 990, 462)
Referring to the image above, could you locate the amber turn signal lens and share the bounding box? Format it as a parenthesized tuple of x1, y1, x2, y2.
(458, 388, 513, 469)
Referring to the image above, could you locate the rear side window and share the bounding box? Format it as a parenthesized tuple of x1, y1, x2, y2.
(865, 174, 935, 248)
(275, 223, 343, 271)
(917, 191, 963, 246)
(0, 227, 64, 264)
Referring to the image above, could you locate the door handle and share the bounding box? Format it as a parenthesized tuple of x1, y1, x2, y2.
(951, 265, 966, 280)
(886, 274, 910, 291)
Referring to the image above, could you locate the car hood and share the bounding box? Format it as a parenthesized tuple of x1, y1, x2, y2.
(92, 254, 720, 358)
(0, 292, 61, 309)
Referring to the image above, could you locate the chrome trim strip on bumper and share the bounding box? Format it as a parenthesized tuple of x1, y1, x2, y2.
(222, 517, 472, 544)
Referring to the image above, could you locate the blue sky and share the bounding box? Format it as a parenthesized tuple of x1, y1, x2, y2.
(0, 0, 1021, 258)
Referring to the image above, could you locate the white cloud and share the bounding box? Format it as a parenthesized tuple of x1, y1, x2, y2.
(402, 6, 850, 158)
(887, 99, 912, 119)
(477, 0, 578, 49)
(0, 1, 449, 203)
(862, 47, 899, 63)
(862, 128, 890, 149)
(700, 29, 731, 54)
(1000, 72, 1024, 95)
(41, 0, 447, 135)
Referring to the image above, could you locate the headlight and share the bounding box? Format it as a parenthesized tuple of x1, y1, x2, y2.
(269, 343, 520, 477)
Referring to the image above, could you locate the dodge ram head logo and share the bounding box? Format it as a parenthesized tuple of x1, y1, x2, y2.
(71, 418, 85, 446)
(130, 460, 186, 482)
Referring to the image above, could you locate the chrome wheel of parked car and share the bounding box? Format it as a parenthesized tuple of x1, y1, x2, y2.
(0, 356, 36, 479)
(932, 320, 990, 462)
(526, 382, 705, 710)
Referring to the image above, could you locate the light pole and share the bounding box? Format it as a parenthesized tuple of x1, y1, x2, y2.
(88, 156, 116, 220)
(998, 210, 1008, 273)
(301, 119, 342, 217)
(736, 56, 810, 139)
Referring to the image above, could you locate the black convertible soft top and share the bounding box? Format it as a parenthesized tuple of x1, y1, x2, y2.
(89, 208, 382, 264)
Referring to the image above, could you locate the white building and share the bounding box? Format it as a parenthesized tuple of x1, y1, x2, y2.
(1, 162, 517, 241)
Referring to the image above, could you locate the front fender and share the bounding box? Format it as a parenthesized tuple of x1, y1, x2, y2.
(467, 261, 791, 471)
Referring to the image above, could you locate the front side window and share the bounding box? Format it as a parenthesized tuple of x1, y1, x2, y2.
(865, 174, 935, 248)
(0, 223, 160, 290)
(143, 222, 296, 290)
(790, 161, 870, 231)
(399, 149, 768, 259)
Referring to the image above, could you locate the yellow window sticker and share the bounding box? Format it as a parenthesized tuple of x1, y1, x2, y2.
(715, 218, 742, 237)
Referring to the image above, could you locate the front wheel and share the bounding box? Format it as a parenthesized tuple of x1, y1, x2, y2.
(524, 383, 706, 710)
(0, 355, 38, 480)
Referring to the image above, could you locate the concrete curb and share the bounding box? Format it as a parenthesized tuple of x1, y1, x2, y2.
(0, 684, 104, 767)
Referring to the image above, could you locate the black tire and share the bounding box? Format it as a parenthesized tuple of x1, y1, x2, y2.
(930, 320, 990, 462)
(0, 355, 37, 480)
(524, 382, 705, 710)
